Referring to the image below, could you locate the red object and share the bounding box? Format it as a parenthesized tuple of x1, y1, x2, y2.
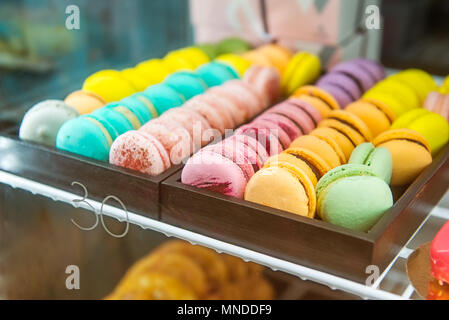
(430, 221, 449, 285)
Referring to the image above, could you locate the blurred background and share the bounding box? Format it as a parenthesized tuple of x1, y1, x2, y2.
(0, 0, 448, 124)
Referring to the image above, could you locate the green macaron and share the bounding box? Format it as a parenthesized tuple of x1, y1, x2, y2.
(316, 164, 393, 232)
(348, 143, 393, 184)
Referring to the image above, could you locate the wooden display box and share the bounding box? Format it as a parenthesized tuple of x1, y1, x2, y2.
(161, 144, 449, 282)
(0, 127, 182, 219)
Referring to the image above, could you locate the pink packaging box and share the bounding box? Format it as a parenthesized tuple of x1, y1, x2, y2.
(266, 0, 363, 45)
(190, 0, 271, 46)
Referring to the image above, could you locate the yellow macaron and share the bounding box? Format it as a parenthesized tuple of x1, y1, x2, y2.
(282, 52, 321, 96)
(82, 70, 137, 103)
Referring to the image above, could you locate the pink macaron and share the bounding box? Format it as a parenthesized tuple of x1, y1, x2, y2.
(243, 65, 282, 105)
(181, 150, 249, 198)
(424, 92, 449, 120)
(189, 94, 236, 129)
(139, 118, 192, 165)
(255, 113, 302, 142)
(199, 91, 246, 126)
(250, 118, 292, 149)
(220, 80, 265, 118)
(229, 134, 269, 164)
(235, 125, 283, 156)
(266, 100, 318, 135)
(160, 107, 212, 149)
(183, 98, 227, 135)
(109, 130, 171, 176)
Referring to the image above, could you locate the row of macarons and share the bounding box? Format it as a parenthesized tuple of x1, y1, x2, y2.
(181, 58, 389, 197)
(181, 64, 449, 231)
(18, 38, 250, 147)
(19, 43, 321, 159)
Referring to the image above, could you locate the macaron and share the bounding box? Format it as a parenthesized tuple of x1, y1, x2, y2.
(120, 68, 152, 91)
(245, 160, 316, 218)
(290, 135, 342, 169)
(215, 53, 252, 77)
(109, 130, 171, 176)
(310, 127, 355, 162)
(181, 142, 255, 199)
(292, 86, 340, 117)
(391, 109, 449, 154)
(139, 118, 192, 165)
(345, 98, 396, 138)
(281, 52, 321, 96)
(235, 125, 283, 157)
(373, 129, 432, 186)
(56, 114, 118, 161)
(82, 71, 137, 103)
(322, 110, 373, 142)
(183, 98, 227, 135)
(103, 103, 142, 130)
(143, 83, 185, 115)
(19, 100, 80, 147)
(164, 47, 210, 71)
(163, 71, 208, 100)
(217, 80, 266, 118)
(266, 99, 320, 136)
(348, 142, 393, 184)
(135, 59, 172, 85)
(316, 164, 393, 232)
(196, 62, 239, 88)
(64, 90, 106, 114)
(243, 65, 281, 105)
(197, 91, 246, 127)
(256, 44, 293, 74)
(274, 147, 332, 182)
(366, 79, 420, 111)
(329, 60, 377, 93)
(391, 69, 438, 103)
(424, 91, 449, 121)
(250, 118, 292, 149)
(160, 107, 212, 149)
(109, 95, 156, 125)
(91, 107, 136, 135)
(195, 43, 218, 60)
(362, 89, 409, 117)
(316, 73, 362, 108)
(130, 92, 159, 119)
(216, 37, 251, 55)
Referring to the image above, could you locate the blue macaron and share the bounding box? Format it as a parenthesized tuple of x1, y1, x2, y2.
(163, 71, 208, 100)
(196, 61, 240, 87)
(143, 83, 185, 115)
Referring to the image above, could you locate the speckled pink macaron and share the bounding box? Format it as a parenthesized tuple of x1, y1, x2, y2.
(160, 107, 212, 148)
(139, 118, 192, 165)
(198, 91, 246, 126)
(220, 80, 265, 117)
(243, 65, 282, 105)
(189, 94, 236, 129)
(109, 130, 171, 176)
(183, 98, 226, 135)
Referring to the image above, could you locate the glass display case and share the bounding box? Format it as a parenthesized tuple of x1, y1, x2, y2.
(1, 0, 448, 300)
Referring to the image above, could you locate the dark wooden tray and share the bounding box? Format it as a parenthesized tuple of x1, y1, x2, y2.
(160, 143, 449, 282)
(0, 126, 182, 219)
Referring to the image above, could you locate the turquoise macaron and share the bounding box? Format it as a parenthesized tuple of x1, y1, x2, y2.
(91, 107, 135, 135)
(163, 71, 208, 100)
(196, 62, 240, 87)
(143, 83, 185, 115)
(348, 142, 393, 184)
(316, 164, 393, 232)
(56, 114, 118, 161)
(106, 96, 153, 126)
